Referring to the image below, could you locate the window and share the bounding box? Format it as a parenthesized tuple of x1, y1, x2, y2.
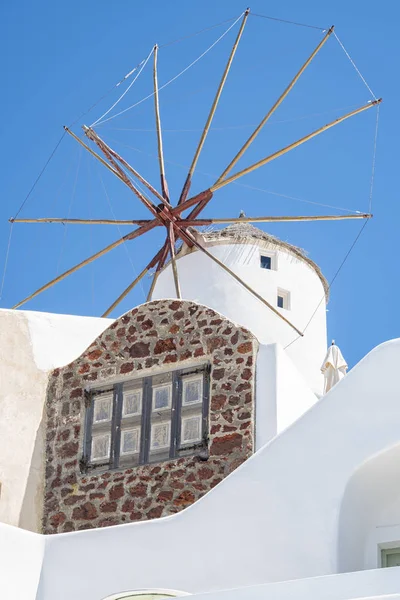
(82, 364, 210, 472)
(260, 255, 272, 270)
(381, 548, 400, 567)
(277, 288, 290, 310)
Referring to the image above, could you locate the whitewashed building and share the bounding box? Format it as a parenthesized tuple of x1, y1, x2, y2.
(1, 223, 400, 600)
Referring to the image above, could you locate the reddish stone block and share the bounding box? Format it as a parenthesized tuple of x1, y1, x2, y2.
(164, 354, 178, 364)
(240, 421, 251, 430)
(211, 394, 227, 411)
(154, 338, 176, 354)
(50, 512, 66, 528)
(78, 363, 90, 374)
(129, 482, 147, 497)
(64, 494, 85, 506)
(100, 501, 117, 513)
(89, 492, 105, 500)
(193, 347, 205, 357)
(186, 472, 196, 483)
(121, 499, 135, 512)
(231, 331, 239, 345)
(210, 477, 222, 489)
(120, 362, 134, 374)
(222, 425, 236, 433)
(87, 348, 103, 361)
(236, 382, 251, 392)
(237, 341, 252, 354)
(241, 368, 252, 381)
(198, 466, 214, 480)
(70, 388, 82, 399)
(72, 502, 98, 520)
(109, 483, 124, 500)
(174, 490, 195, 506)
(146, 506, 163, 519)
(207, 337, 225, 351)
(157, 490, 173, 502)
(210, 433, 242, 456)
(169, 324, 179, 334)
(213, 368, 225, 380)
(129, 342, 150, 358)
(238, 411, 251, 421)
(168, 301, 181, 310)
(80, 483, 96, 493)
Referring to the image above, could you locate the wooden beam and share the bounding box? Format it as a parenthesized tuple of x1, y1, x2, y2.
(174, 224, 303, 336)
(64, 126, 125, 185)
(84, 126, 167, 205)
(11, 218, 154, 225)
(83, 126, 163, 218)
(212, 99, 382, 191)
(182, 213, 372, 225)
(215, 26, 335, 184)
(168, 223, 181, 298)
(102, 245, 165, 317)
(178, 8, 250, 204)
(146, 240, 169, 301)
(153, 45, 170, 202)
(12, 221, 158, 309)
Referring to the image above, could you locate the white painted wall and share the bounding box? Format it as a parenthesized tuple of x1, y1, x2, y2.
(338, 442, 400, 574)
(28, 338, 400, 600)
(152, 241, 327, 395)
(0, 309, 112, 531)
(255, 343, 318, 449)
(0, 522, 45, 600)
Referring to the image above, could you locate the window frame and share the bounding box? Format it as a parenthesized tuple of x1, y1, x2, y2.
(277, 287, 291, 310)
(381, 547, 400, 568)
(82, 364, 210, 473)
(259, 251, 277, 271)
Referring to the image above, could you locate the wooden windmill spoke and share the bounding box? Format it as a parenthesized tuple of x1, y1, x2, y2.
(84, 127, 162, 218)
(12, 221, 159, 310)
(212, 99, 382, 191)
(83, 126, 166, 205)
(64, 127, 126, 185)
(215, 26, 334, 184)
(102, 244, 166, 317)
(10, 218, 153, 225)
(183, 213, 372, 225)
(178, 8, 250, 205)
(173, 224, 303, 336)
(168, 223, 181, 298)
(153, 45, 170, 203)
(146, 240, 169, 301)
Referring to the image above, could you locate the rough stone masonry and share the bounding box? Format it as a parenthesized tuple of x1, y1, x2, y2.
(43, 300, 258, 533)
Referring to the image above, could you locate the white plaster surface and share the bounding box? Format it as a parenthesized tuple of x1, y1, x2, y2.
(255, 343, 317, 449)
(0, 309, 112, 531)
(152, 242, 327, 395)
(0, 522, 45, 599)
(18, 338, 400, 600)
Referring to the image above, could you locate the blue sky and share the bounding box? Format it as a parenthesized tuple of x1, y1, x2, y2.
(1, 0, 397, 368)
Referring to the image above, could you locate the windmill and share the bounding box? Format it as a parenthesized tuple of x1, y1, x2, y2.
(10, 9, 381, 338)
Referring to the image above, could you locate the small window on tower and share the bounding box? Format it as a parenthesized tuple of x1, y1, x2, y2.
(277, 288, 290, 310)
(260, 255, 272, 270)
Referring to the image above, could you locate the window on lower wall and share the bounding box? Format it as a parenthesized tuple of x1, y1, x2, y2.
(381, 547, 400, 567)
(81, 364, 210, 472)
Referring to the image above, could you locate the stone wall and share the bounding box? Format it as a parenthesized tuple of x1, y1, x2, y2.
(43, 300, 258, 534)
